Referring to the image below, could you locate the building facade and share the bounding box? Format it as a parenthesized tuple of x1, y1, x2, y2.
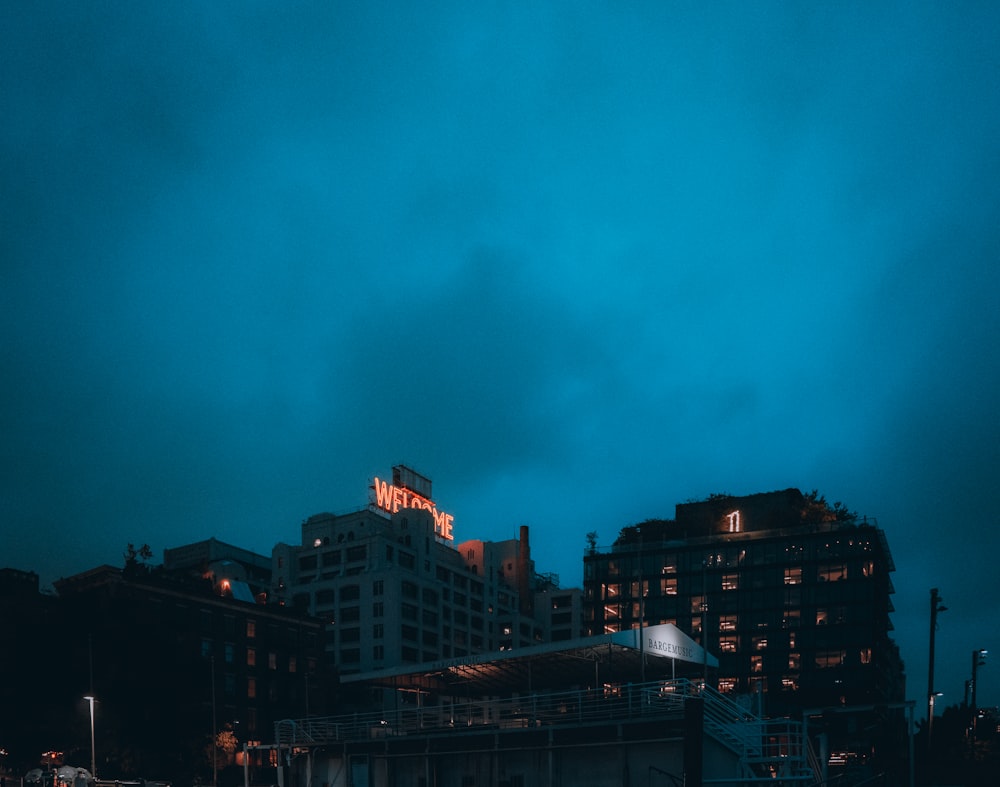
(583, 489, 906, 773)
(50, 551, 326, 787)
(272, 466, 584, 675)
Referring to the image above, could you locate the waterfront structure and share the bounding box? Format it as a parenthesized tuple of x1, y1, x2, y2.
(272, 465, 583, 675)
(252, 625, 821, 787)
(583, 488, 906, 776)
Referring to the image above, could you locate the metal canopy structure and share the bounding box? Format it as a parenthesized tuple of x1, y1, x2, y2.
(341, 623, 718, 695)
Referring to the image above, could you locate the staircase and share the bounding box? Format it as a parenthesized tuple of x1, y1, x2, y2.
(665, 679, 820, 784)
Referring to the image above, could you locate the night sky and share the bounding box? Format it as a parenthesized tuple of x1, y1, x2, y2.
(3, 2, 998, 717)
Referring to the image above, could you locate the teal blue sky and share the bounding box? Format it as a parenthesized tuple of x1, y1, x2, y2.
(3, 2, 999, 717)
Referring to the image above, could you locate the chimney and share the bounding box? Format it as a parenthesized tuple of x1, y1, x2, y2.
(518, 525, 533, 617)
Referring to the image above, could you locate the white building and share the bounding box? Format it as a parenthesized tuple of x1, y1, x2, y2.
(271, 466, 583, 675)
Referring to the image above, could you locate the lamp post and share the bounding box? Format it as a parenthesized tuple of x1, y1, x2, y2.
(927, 588, 947, 753)
(83, 695, 96, 779)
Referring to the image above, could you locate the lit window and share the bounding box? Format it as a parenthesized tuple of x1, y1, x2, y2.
(816, 609, 828, 626)
(788, 653, 801, 670)
(781, 677, 799, 691)
(691, 596, 706, 614)
(719, 615, 737, 632)
(722, 573, 739, 591)
(246, 648, 256, 667)
(718, 677, 737, 693)
(661, 577, 678, 595)
(246, 620, 256, 638)
(783, 609, 800, 628)
(815, 650, 846, 668)
(247, 677, 256, 698)
(719, 636, 738, 653)
(784, 568, 802, 585)
(753, 636, 767, 651)
(662, 560, 678, 574)
(860, 647, 873, 664)
(604, 583, 620, 599)
(751, 655, 763, 673)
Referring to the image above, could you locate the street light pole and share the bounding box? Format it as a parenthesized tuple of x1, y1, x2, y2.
(83, 695, 96, 779)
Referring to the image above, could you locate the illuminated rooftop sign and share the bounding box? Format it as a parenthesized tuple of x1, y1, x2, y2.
(372, 475, 454, 541)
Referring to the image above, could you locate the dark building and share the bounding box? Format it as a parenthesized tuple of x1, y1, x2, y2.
(583, 489, 907, 777)
(0, 569, 70, 777)
(27, 546, 327, 787)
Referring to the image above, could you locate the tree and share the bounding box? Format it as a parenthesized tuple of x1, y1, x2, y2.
(122, 543, 153, 577)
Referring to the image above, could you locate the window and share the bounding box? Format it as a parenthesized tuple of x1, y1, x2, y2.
(201, 639, 213, 658)
(322, 550, 341, 566)
(751, 655, 763, 673)
(288, 656, 297, 673)
(784, 568, 802, 585)
(373, 645, 384, 661)
(246, 648, 256, 667)
(818, 564, 847, 582)
(691, 595, 706, 614)
(315, 588, 335, 605)
(224, 643, 235, 664)
(339, 584, 359, 601)
(722, 573, 739, 591)
(247, 677, 257, 698)
(781, 677, 799, 691)
(718, 677, 737, 693)
(373, 601, 384, 618)
(788, 652, 801, 670)
(373, 623, 384, 639)
(246, 620, 256, 639)
(372, 579, 384, 595)
(719, 615, 737, 632)
(860, 647, 873, 664)
(753, 636, 768, 651)
(815, 650, 846, 668)
(783, 609, 800, 628)
(719, 636, 738, 653)
(268, 652, 277, 670)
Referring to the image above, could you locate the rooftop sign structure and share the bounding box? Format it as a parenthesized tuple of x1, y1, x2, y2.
(371, 464, 455, 541)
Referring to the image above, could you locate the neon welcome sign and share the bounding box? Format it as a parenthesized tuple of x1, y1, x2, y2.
(372, 476, 455, 541)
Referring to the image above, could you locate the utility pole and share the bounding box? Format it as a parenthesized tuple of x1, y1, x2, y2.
(927, 588, 947, 754)
(971, 648, 988, 747)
